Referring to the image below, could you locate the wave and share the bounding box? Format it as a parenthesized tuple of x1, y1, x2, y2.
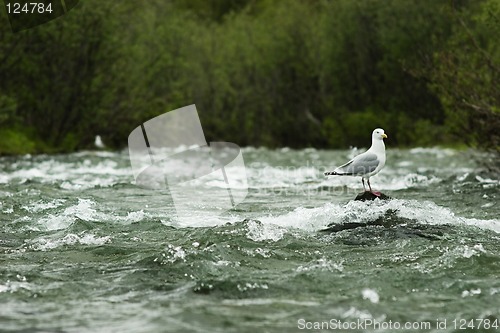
(0, 154, 131, 189)
(0, 148, 496, 193)
(16, 196, 498, 240)
(245, 199, 500, 242)
(9, 198, 150, 231)
(27, 232, 111, 251)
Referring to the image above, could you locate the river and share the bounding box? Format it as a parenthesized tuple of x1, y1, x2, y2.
(1, 147, 499, 332)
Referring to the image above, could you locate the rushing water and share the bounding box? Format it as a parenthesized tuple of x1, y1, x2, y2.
(1, 147, 499, 333)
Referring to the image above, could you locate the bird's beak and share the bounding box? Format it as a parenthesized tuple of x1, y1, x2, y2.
(382, 134, 387, 139)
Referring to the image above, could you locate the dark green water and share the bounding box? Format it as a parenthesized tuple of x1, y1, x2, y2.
(1, 148, 499, 333)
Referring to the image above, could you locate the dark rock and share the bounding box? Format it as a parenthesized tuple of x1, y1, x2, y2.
(354, 191, 391, 201)
(320, 209, 399, 232)
(319, 209, 447, 240)
(319, 222, 367, 232)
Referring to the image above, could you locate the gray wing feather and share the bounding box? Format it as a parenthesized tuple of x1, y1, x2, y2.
(335, 153, 379, 175)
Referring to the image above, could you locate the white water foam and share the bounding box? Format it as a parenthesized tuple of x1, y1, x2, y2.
(244, 160, 446, 193)
(296, 258, 344, 273)
(241, 147, 495, 194)
(246, 220, 286, 242)
(29, 233, 111, 251)
(409, 147, 456, 157)
(35, 198, 104, 230)
(362, 288, 380, 304)
(0, 280, 32, 294)
(2, 156, 131, 190)
(245, 199, 500, 242)
(158, 197, 499, 241)
(21, 199, 66, 213)
(32, 199, 151, 231)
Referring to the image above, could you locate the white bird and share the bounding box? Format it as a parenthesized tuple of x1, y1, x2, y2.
(324, 128, 387, 195)
(94, 135, 106, 149)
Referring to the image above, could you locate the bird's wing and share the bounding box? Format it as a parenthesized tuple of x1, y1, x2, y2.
(335, 158, 354, 170)
(335, 152, 379, 175)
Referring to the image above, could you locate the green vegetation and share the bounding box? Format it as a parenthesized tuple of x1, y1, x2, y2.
(0, 0, 498, 155)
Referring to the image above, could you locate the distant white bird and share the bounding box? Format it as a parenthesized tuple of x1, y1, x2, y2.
(94, 135, 106, 149)
(324, 128, 387, 195)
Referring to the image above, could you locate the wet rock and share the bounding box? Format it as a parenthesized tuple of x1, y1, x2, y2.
(320, 209, 447, 240)
(354, 191, 391, 201)
(320, 209, 399, 232)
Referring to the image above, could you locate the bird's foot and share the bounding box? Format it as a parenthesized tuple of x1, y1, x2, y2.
(370, 191, 381, 197)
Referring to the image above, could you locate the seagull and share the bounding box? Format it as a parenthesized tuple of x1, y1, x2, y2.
(94, 135, 106, 149)
(324, 128, 387, 195)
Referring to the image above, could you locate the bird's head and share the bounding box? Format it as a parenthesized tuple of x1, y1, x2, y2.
(373, 128, 387, 140)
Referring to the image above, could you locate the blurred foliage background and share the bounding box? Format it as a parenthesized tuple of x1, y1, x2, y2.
(0, 0, 498, 155)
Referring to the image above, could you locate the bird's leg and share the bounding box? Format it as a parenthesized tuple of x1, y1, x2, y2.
(367, 179, 381, 197)
(362, 178, 367, 192)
